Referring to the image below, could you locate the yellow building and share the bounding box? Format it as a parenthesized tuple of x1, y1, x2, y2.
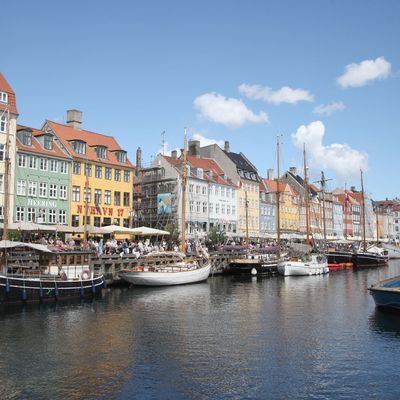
(43, 110, 135, 228)
(280, 183, 300, 232)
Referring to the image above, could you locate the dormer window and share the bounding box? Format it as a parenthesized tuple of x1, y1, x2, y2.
(22, 131, 32, 146)
(96, 146, 108, 159)
(44, 134, 53, 150)
(0, 92, 7, 103)
(116, 150, 127, 163)
(72, 140, 86, 155)
(197, 168, 203, 179)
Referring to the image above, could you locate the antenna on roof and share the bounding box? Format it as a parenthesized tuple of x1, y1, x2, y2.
(161, 130, 166, 155)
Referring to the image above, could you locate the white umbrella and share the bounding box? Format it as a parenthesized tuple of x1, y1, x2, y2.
(130, 226, 170, 236)
(72, 225, 104, 235)
(0, 221, 57, 232)
(99, 225, 137, 234)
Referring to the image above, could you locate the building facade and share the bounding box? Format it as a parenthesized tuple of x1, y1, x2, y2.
(43, 110, 135, 228)
(0, 73, 18, 226)
(14, 125, 71, 225)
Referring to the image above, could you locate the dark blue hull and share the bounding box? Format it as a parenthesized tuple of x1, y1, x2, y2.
(369, 288, 400, 310)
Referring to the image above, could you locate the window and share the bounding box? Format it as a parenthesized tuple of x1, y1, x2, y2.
(59, 185, 67, 200)
(22, 131, 32, 146)
(48, 209, 56, 223)
(113, 218, 120, 226)
(232, 206, 236, 215)
(114, 191, 121, 206)
(94, 189, 102, 206)
(73, 140, 86, 154)
(114, 169, 121, 181)
(58, 210, 67, 224)
(209, 203, 214, 213)
(39, 183, 47, 198)
(202, 187, 207, 195)
(95, 165, 102, 179)
(105, 167, 112, 180)
(84, 187, 91, 203)
(0, 91, 7, 103)
(196, 186, 200, 195)
(116, 151, 127, 163)
(71, 215, 79, 227)
(123, 218, 130, 228)
(0, 115, 5, 133)
(84, 163, 92, 177)
(94, 216, 101, 227)
(27, 208, 36, 222)
(216, 204, 220, 214)
(44, 135, 53, 150)
(17, 180, 26, 195)
(190, 201, 194, 212)
(72, 186, 80, 202)
(123, 192, 130, 207)
(96, 146, 108, 159)
(72, 162, 83, 176)
(0, 144, 4, 161)
(124, 170, 130, 182)
(196, 201, 201, 212)
(50, 159, 58, 172)
(16, 207, 25, 222)
(60, 161, 68, 174)
(189, 184, 194, 193)
(40, 158, 48, 171)
(221, 205, 225, 214)
(29, 156, 37, 169)
(0, 174, 3, 192)
(227, 205, 230, 215)
(197, 168, 203, 179)
(49, 184, 57, 198)
(103, 217, 111, 226)
(203, 202, 207, 213)
(28, 181, 37, 197)
(105, 190, 111, 205)
(18, 154, 27, 167)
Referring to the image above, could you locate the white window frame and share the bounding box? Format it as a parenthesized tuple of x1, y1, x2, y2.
(0, 92, 8, 103)
(39, 182, 47, 198)
(18, 154, 27, 168)
(58, 210, 67, 224)
(59, 185, 67, 200)
(0, 115, 6, 133)
(28, 181, 37, 197)
(16, 207, 25, 222)
(40, 158, 48, 171)
(17, 180, 27, 196)
(49, 184, 57, 199)
(48, 209, 56, 224)
(50, 159, 58, 173)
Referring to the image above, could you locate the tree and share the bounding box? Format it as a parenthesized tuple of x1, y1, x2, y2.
(208, 226, 226, 245)
(164, 222, 180, 242)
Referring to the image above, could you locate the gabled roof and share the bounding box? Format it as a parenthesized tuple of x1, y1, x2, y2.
(0, 72, 18, 115)
(224, 151, 259, 181)
(262, 178, 286, 193)
(163, 155, 236, 187)
(16, 125, 71, 160)
(285, 171, 318, 196)
(45, 120, 134, 168)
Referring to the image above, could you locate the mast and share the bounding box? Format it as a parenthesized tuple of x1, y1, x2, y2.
(320, 171, 327, 249)
(2, 109, 10, 241)
(303, 144, 310, 248)
(245, 190, 249, 245)
(276, 136, 281, 258)
(375, 205, 379, 244)
(181, 128, 187, 254)
(360, 169, 367, 252)
(84, 171, 89, 243)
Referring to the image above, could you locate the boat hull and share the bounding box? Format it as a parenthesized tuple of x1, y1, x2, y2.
(369, 288, 400, 310)
(228, 261, 278, 275)
(327, 251, 353, 264)
(382, 244, 400, 259)
(352, 253, 388, 268)
(277, 260, 329, 276)
(119, 263, 211, 286)
(0, 274, 104, 303)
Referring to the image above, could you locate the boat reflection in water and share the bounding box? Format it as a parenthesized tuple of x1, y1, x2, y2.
(369, 308, 400, 337)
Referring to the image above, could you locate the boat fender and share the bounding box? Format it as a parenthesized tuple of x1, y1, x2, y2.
(5, 279, 10, 294)
(82, 271, 90, 280)
(22, 288, 27, 301)
(251, 268, 257, 276)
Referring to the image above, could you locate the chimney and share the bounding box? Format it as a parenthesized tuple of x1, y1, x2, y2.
(350, 186, 356, 192)
(189, 140, 200, 158)
(289, 167, 297, 175)
(171, 150, 178, 160)
(66, 109, 82, 130)
(267, 168, 274, 180)
(135, 147, 142, 176)
(224, 140, 230, 153)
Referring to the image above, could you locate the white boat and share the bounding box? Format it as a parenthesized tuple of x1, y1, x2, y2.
(277, 254, 329, 276)
(381, 243, 400, 259)
(119, 258, 211, 286)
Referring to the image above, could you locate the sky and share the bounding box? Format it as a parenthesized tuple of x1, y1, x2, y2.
(1, 0, 399, 199)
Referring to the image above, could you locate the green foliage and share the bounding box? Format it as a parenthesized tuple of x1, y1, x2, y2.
(208, 226, 226, 244)
(164, 222, 180, 242)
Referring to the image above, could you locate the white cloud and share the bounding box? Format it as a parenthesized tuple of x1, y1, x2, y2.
(158, 142, 180, 157)
(239, 83, 314, 104)
(191, 132, 224, 148)
(337, 56, 391, 88)
(313, 101, 345, 116)
(194, 92, 268, 128)
(291, 121, 368, 179)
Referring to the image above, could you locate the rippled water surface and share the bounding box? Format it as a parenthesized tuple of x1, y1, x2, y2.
(1, 262, 400, 399)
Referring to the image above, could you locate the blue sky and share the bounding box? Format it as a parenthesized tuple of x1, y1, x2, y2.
(1, 0, 399, 199)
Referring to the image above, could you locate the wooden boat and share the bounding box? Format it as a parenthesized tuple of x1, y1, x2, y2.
(118, 129, 211, 287)
(369, 276, 400, 310)
(0, 241, 104, 302)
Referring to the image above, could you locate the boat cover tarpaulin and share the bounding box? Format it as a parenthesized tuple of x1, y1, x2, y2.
(0, 240, 52, 253)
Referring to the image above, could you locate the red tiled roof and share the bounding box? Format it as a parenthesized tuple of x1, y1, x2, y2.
(16, 125, 71, 159)
(163, 155, 236, 187)
(45, 120, 134, 168)
(0, 72, 18, 115)
(262, 178, 286, 193)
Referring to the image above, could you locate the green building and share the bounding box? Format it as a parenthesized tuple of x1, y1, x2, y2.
(14, 125, 71, 225)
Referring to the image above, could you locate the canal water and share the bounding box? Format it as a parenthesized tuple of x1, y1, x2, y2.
(1, 262, 400, 400)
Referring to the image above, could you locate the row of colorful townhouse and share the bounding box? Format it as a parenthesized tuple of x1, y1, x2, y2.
(0, 73, 135, 229)
(1, 72, 399, 240)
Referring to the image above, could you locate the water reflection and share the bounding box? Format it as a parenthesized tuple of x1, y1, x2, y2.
(369, 308, 400, 337)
